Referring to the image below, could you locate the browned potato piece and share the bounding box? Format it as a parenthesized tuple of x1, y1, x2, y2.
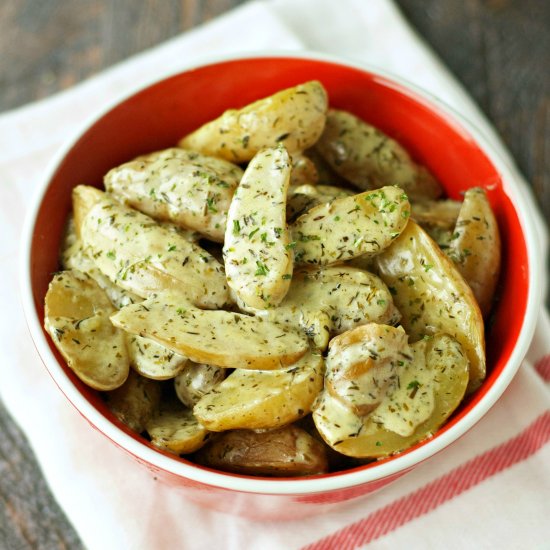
(374, 220, 485, 392)
(291, 186, 411, 265)
(44, 270, 129, 390)
(77, 186, 229, 309)
(315, 109, 441, 200)
(111, 295, 309, 370)
(193, 351, 324, 431)
(179, 81, 328, 163)
(313, 333, 469, 458)
(446, 188, 501, 316)
(145, 402, 210, 455)
(105, 370, 162, 432)
(195, 425, 328, 476)
(104, 148, 243, 243)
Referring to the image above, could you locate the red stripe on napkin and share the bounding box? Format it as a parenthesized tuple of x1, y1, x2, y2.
(303, 411, 550, 550)
(534, 354, 550, 381)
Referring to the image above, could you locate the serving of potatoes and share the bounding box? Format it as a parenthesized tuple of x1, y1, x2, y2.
(44, 81, 501, 477)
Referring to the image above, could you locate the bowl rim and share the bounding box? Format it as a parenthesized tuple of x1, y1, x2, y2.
(20, 50, 543, 495)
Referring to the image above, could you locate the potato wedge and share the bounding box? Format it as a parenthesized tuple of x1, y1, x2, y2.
(304, 147, 349, 187)
(110, 295, 309, 370)
(224, 146, 293, 309)
(290, 152, 319, 186)
(44, 270, 129, 390)
(179, 81, 328, 163)
(410, 199, 461, 250)
(315, 109, 442, 200)
(446, 188, 501, 316)
(313, 333, 469, 457)
(174, 362, 226, 408)
(62, 237, 140, 309)
(194, 350, 324, 431)
(241, 266, 400, 350)
(63, 237, 187, 380)
(72, 185, 105, 238)
(287, 184, 353, 222)
(77, 186, 229, 308)
(145, 402, 209, 455)
(158, 221, 202, 244)
(104, 148, 243, 242)
(324, 324, 411, 417)
(291, 185, 410, 265)
(374, 220, 485, 392)
(127, 334, 188, 380)
(194, 425, 328, 476)
(411, 199, 462, 230)
(104, 370, 162, 432)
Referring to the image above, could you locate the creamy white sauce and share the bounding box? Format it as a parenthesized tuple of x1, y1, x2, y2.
(223, 145, 293, 309)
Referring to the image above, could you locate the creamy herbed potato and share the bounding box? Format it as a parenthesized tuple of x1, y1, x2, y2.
(223, 145, 293, 309)
(44, 80, 500, 476)
(315, 109, 442, 200)
(104, 148, 243, 243)
(179, 81, 328, 163)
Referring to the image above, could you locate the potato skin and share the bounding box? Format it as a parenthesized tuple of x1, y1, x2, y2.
(105, 370, 162, 433)
(127, 334, 188, 380)
(313, 333, 469, 458)
(104, 148, 243, 243)
(411, 189, 501, 317)
(194, 425, 329, 477)
(374, 220, 485, 393)
(242, 266, 401, 351)
(287, 184, 353, 222)
(44, 270, 129, 391)
(223, 146, 293, 309)
(446, 188, 501, 317)
(111, 296, 309, 370)
(315, 109, 442, 200)
(289, 152, 319, 186)
(325, 324, 410, 417)
(145, 402, 210, 455)
(179, 81, 328, 163)
(78, 186, 229, 308)
(174, 363, 226, 408)
(193, 351, 324, 431)
(291, 185, 411, 266)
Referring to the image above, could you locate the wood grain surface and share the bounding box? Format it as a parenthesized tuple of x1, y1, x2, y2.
(0, 0, 548, 547)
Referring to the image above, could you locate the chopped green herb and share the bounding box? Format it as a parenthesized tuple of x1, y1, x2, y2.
(206, 197, 217, 213)
(255, 261, 269, 276)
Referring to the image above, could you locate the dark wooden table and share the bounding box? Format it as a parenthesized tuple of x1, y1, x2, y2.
(1, 1, 548, 547)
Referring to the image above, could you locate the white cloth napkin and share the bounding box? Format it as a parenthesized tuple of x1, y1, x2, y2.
(1, 0, 549, 548)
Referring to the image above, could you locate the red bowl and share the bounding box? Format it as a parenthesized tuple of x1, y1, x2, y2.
(21, 53, 542, 519)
